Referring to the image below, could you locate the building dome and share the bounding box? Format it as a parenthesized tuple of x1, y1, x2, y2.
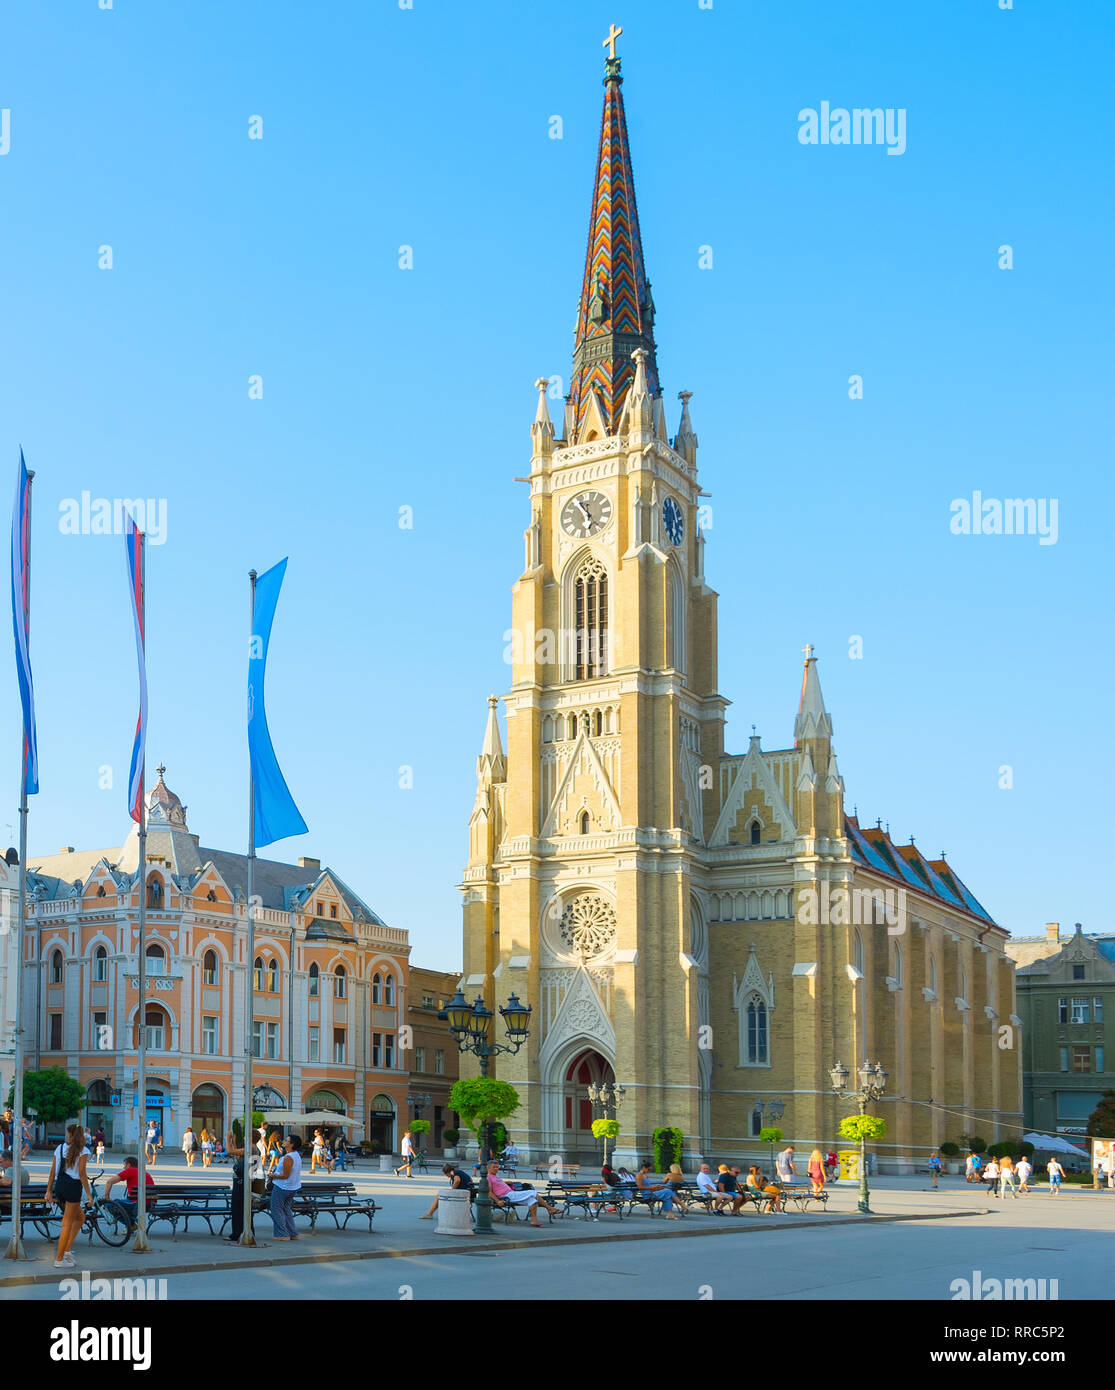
(148, 764, 188, 829)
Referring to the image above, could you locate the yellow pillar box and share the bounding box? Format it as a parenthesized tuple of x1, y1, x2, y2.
(837, 1149, 861, 1183)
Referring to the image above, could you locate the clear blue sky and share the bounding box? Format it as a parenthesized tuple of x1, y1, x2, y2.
(1, 0, 1110, 965)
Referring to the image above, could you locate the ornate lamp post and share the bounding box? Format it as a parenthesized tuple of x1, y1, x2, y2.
(758, 1097, 786, 1168)
(587, 1080, 626, 1165)
(830, 1060, 888, 1215)
(439, 989, 532, 1232)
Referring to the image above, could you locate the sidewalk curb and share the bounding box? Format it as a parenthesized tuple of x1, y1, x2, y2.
(0, 1206, 986, 1288)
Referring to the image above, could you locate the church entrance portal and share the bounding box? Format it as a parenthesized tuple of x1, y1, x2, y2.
(563, 1049, 614, 1161)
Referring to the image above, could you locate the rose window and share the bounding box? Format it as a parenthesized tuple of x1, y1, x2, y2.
(558, 895, 617, 959)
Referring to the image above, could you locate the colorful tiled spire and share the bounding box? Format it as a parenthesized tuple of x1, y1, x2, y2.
(568, 39, 659, 439)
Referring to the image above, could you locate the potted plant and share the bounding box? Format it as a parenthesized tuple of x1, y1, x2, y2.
(939, 1140, 960, 1174)
(838, 1113, 887, 1214)
(759, 1126, 784, 1171)
(592, 1117, 620, 1166)
(442, 1127, 460, 1159)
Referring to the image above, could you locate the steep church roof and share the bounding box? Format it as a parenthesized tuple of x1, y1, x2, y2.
(845, 815, 997, 927)
(567, 38, 659, 438)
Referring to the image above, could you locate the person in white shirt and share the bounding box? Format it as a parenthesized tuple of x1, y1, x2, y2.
(695, 1162, 731, 1213)
(983, 1158, 1000, 1196)
(1016, 1156, 1033, 1193)
(1047, 1158, 1065, 1193)
(776, 1146, 797, 1182)
(395, 1130, 416, 1178)
(270, 1134, 303, 1240)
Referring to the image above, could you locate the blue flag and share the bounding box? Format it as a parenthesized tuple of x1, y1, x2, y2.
(11, 450, 38, 796)
(247, 558, 307, 848)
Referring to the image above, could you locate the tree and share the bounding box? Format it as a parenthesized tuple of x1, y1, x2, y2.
(448, 1078, 520, 1163)
(592, 1117, 620, 1165)
(7, 1068, 86, 1127)
(652, 1127, 684, 1174)
(838, 1114, 887, 1215)
(1086, 1091, 1115, 1139)
(410, 1119, 431, 1151)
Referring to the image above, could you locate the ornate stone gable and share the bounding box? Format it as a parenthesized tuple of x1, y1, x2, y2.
(710, 742, 796, 848)
(540, 729, 622, 837)
(538, 963, 616, 1075)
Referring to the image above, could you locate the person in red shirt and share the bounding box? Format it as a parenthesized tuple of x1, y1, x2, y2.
(103, 1156, 154, 1234)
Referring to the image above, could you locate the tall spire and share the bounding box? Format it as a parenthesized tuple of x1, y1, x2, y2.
(567, 29, 659, 440)
(794, 645, 833, 746)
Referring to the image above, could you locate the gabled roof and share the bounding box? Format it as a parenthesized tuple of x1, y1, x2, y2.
(845, 816, 997, 926)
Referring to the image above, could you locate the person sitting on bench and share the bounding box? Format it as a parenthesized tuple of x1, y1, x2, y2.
(103, 1156, 154, 1233)
(484, 1162, 557, 1227)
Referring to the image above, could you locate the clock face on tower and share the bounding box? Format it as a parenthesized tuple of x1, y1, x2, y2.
(662, 495, 684, 546)
(561, 489, 613, 538)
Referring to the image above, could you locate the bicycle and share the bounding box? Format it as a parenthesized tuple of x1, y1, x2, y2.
(82, 1171, 134, 1247)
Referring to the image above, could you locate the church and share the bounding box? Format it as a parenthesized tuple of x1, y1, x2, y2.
(460, 35, 1022, 1170)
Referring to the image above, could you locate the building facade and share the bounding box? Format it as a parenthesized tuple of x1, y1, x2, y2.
(0, 854, 18, 1100)
(406, 965, 462, 1148)
(1007, 922, 1115, 1138)
(21, 768, 410, 1148)
(460, 43, 1022, 1168)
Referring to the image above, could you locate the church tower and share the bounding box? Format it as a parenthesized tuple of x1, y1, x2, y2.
(461, 32, 1020, 1167)
(461, 29, 718, 1160)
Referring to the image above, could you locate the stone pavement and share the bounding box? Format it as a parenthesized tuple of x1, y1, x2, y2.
(0, 1153, 1034, 1288)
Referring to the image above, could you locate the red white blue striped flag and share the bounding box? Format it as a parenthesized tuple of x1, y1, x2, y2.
(10, 450, 38, 796)
(124, 515, 147, 823)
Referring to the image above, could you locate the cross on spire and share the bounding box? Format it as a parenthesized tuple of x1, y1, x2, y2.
(802, 643, 815, 661)
(155, 763, 166, 780)
(603, 23, 623, 60)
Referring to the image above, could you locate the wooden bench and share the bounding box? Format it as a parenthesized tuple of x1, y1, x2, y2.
(146, 1184, 233, 1235)
(0, 1183, 61, 1239)
(783, 1187, 830, 1213)
(533, 1162, 581, 1180)
(290, 1181, 378, 1231)
(545, 1181, 624, 1222)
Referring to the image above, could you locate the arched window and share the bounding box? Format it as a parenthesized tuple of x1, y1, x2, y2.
(542, 715, 553, 744)
(145, 942, 165, 968)
(580, 810, 591, 835)
(308, 962, 319, 997)
(929, 956, 938, 995)
(50, 949, 64, 984)
(372, 973, 382, 1005)
(853, 930, 865, 974)
(146, 875, 163, 909)
(268, 960, 279, 994)
(746, 998, 768, 1064)
(593, 710, 603, 736)
(573, 556, 608, 679)
(670, 562, 686, 672)
(203, 950, 218, 985)
(751, 1105, 763, 1137)
(144, 1007, 166, 1050)
(892, 941, 903, 988)
(96, 884, 107, 898)
(93, 946, 108, 982)
(334, 965, 346, 999)
(749, 820, 761, 845)
(959, 968, 968, 1005)
(253, 956, 264, 991)
(384, 974, 395, 1006)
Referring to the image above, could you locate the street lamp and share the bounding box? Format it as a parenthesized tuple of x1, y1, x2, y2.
(831, 1059, 888, 1214)
(586, 1081, 626, 1165)
(438, 989, 532, 1232)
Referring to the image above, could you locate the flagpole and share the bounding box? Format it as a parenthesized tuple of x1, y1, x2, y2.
(241, 568, 258, 1246)
(4, 466, 32, 1261)
(132, 527, 149, 1252)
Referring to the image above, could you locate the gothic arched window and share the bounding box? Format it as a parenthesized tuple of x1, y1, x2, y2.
(308, 962, 320, 997)
(254, 956, 265, 991)
(372, 972, 382, 1004)
(93, 946, 108, 982)
(580, 810, 591, 835)
(573, 556, 608, 679)
(334, 964, 347, 999)
(749, 820, 761, 845)
(268, 959, 279, 994)
(50, 949, 64, 984)
(203, 950, 218, 986)
(384, 974, 395, 1006)
(746, 998, 768, 1064)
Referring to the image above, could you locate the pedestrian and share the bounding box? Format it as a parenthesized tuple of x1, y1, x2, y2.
(20, 1117, 32, 1159)
(964, 1152, 975, 1183)
(421, 1163, 475, 1219)
(310, 1129, 332, 1174)
(776, 1145, 797, 1181)
(825, 1148, 838, 1179)
(200, 1127, 214, 1168)
(395, 1130, 416, 1178)
(102, 1155, 154, 1235)
(1046, 1157, 1065, 1194)
(93, 1127, 106, 1163)
(270, 1135, 303, 1241)
(224, 1128, 258, 1242)
(265, 1130, 283, 1175)
(999, 1154, 1018, 1198)
(809, 1147, 827, 1196)
(144, 1119, 161, 1167)
(984, 1157, 1001, 1197)
(182, 1126, 198, 1167)
(333, 1135, 348, 1172)
(1016, 1154, 1033, 1194)
(46, 1124, 92, 1269)
(970, 1152, 983, 1184)
(928, 1149, 942, 1190)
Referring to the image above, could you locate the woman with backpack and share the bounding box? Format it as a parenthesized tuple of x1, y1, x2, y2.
(46, 1124, 92, 1269)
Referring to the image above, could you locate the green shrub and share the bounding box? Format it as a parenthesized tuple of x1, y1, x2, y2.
(939, 1141, 960, 1157)
(442, 1128, 460, 1146)
(653, 1127, 684, 1173)
(839, 1114, 887, 1144)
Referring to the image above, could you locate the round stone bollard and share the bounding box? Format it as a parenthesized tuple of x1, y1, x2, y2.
(379, 1154, 394, 1173)
(437, 1187, 473, 1236)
